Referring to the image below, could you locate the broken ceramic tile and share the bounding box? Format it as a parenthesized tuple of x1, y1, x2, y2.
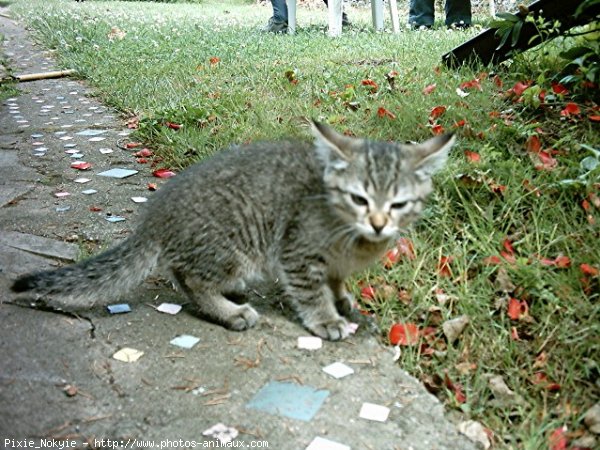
(56, 206, 71, 213)
(34, 147, 48, 152)
(170, 334, 200, 349)
(107, 303, 131, 314)
(322, 362, 354, 379)
(247, 381, 329, 422)
(89, 137, 106, 142)
(98, 148, 113, 154)
(306, 437, 351, 450)
(76, 129, 106, 136)
(97, 168, 138, 179)
(81, 189, 97, 195)
(65, 149, 80, 154)
(59, 136, 74, 141)
(63, 110, 75, 114)
(32, 142, 45, 146)
(71, 162, 92, 170)
(64, 143, 77, 148)
(112, 347, 143, 363)
(54, 192, 70, 198)
(156, 303, 182, 315)
(202, 423, 238, 446)
(105, 216, 126, 223)
(70, 153, 84, 159)
(54, 131, 67, 136)
(131, 196, 148, 203)
(359, 402, 390, 423)
(74, 178, 91, 184)
(31, 133, 44, 138)
(297, 336, 323, 350)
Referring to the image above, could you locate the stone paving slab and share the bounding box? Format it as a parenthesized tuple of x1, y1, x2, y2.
(0, 7, 476, 450)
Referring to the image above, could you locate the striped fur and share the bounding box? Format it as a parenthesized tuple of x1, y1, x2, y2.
(11, 122, 454, 340)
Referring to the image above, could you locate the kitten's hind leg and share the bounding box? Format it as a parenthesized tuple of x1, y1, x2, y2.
(172, 272, 259, 331)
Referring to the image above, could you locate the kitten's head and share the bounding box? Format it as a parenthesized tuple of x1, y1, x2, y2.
(312, 121, 455, 243)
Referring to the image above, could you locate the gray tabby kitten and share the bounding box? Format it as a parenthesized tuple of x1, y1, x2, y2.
(12, 121, 454, 341)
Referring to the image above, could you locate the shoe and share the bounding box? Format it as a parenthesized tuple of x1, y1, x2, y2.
(410, 23, 432, 30)
(263, 17, 288, 33)
(448, 20, 470, 30)
(342, 12, 350, 27)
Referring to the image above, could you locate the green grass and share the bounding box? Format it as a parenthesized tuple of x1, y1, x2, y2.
(9, 0, 600, 448)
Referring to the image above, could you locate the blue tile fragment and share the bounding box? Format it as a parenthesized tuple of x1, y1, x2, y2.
(246, 381, 329, 422)
(170, 334, 200, 349)
(107, 303, 131, 314)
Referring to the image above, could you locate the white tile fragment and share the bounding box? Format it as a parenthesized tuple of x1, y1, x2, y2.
(359, 402, 390, 422)
(156, 303, 182, 315)
(112, 347, 144, 363)
(297, 336, 322, 350)
(306, 437, 351, 450)
(322, 362, 354, 379)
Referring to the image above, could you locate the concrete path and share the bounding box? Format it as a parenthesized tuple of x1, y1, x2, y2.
(0, 9, 475, 450)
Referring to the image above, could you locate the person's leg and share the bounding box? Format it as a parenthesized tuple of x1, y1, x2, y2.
(409, 0, 435, 28)
(445, 0, 471, 27)
(322, 0, 350, 26)
(264, 0, 288, 32)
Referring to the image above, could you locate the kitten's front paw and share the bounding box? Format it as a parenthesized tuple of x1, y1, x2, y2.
(224, 304, 260, 331)
(305, 317, 350, 341)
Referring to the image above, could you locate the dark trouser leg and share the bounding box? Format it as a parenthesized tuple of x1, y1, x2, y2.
(409, 0, 435, 27)
(445, 0, 471, 26)
(271, 0, 288, 22)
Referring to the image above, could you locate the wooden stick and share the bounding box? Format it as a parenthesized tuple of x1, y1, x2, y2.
(13, 69, 76, 82)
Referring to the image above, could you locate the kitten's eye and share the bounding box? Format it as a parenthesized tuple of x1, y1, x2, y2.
(350, 193, 369, 207)
(391, 201, 409, 210)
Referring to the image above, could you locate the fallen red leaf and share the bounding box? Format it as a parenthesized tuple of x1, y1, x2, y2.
(423, 83, 437, 94)
(209, 56, 220, 65)
(71, 162, 91, 170)
(539, 255, 571, 268)
(492, 75, 503, 89)
(533, 151, 558, 171)
(360, 285, 376, 301)
(389, 322, 420, 346)
(551, 82, 569, 95)
(525, 135, 542, 153)
(89, 206, 102, 212)
(502, 238, 515, 255)
(136, 158, 148, 164)
(431, 123, 445, 135)
(580, 263, 599, 276)
(453, 119, 467, 128)
(361, 79, 378, 92)
(396, 237, 416, 260)
(444, 372, 467, 404)
(464, 150, 480, 163)
(134, 148, 153, 157)
(483, 255, 502, 265)
(510, 326, 520, 340)
(152, 168, 176, 178)
(437, 255, 453, 278)
(429, 105, 447, 120)
(459, 77, 482, 91)
(383, 248, 400, 269)
(147, 183, 158, 191)
(165, 121, 182, 130)
(506, 80, 531, 98)
(549, 426, 568, 450)
(125, 142, 142, 149)
(377, 107, 396, 119)
(560, 102, 581, 116)
(507, 297, 528, 320)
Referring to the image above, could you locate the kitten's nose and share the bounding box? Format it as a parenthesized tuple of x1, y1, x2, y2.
(369, 213, 386, 234)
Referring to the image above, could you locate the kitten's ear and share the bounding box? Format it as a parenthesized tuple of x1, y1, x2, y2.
(410, 133, 455, 180)
(311, 120, 356, 166)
